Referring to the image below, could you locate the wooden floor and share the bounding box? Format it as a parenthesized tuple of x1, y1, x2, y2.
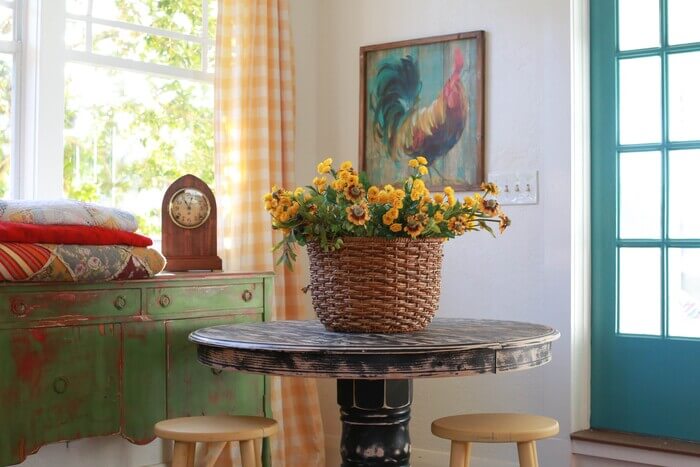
(571, 429, 700, 458)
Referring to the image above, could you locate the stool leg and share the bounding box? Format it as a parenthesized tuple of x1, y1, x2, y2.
(172, 441, 196, 467)
(254, 438, 263, 467)
(517, 441, 539, 467)
(449, 441, 471, 467)
(240, 439, 256, 467)
(202, 441, 228, 467)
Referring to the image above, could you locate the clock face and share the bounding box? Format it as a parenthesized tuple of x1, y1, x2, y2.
(168, 188, 211, 229)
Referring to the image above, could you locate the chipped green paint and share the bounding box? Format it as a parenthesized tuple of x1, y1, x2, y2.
(0, 272, 273, 466)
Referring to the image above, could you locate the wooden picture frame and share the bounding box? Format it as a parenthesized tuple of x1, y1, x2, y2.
(359, 31, 485, 191)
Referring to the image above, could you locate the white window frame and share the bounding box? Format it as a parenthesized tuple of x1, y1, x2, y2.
(17, 0, 214, 200)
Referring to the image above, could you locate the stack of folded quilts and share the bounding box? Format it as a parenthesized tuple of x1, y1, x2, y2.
(0, 200, 166, 282)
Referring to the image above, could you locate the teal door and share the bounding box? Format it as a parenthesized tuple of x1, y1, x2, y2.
(591, 0, 700, 441)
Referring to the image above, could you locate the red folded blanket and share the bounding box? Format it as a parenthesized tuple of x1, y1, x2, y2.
(0, 221, 153, 247)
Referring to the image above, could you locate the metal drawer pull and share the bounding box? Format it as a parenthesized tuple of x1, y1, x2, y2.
(211, 368, 223, 376)
(159, 294, 171, 308)
(113, 296, 127, 310)
(53, 377, 68, 394)
(242, 290, 253, 302)
(11, 301, 27, 317)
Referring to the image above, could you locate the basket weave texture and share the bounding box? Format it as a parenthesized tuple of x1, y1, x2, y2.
(306, 237, 444, 333)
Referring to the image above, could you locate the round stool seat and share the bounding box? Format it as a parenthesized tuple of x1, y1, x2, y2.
(431, 413, 559, 443)
(155, 415, 278, 443)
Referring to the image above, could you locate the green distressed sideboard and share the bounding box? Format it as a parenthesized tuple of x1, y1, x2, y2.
(0, 272, 274, 466)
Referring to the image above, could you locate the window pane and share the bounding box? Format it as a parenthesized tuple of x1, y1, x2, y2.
(668, 52, 700, 142)
(618, 0, 659, 51)
(669, 149, 700, 238)
(208, 0, 217, 40)
(0, 54, 11, 199)
(65, 19, 87, 51)
(668, 0, 700, 46)
(92, 24, 202, 70)
(92, 0, 203, 36)
(66, 0, 88, 16)
(619, 57, 661, 145)
(0, 5, 13, 41)
(64, 63, 214, 242)
(619, 152, 661, 239)
(668, 248, 700, 338)
(619, 247, 661, 335)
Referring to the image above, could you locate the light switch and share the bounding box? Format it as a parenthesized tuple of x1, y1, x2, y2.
(487, 170, 539, 205)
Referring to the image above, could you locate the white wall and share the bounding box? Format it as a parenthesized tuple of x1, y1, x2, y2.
(300, 0, 574, 465)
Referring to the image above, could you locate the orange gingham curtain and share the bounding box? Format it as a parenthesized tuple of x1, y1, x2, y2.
(214, 1, 325, 466)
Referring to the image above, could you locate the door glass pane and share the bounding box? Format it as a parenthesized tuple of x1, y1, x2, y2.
(64, 63, 214, 242)
(619, 248, 661, 335)
(669, 150, 700, 238)
(668, 0, 700, 46)
(669, 52, 700, 142)
(619, 152, 661, 239)
(668, 248, 700, 338)
(0, 54, 11, 199)
(0, 5, 13, 41)
(618, 0, 660, 51)
(619, 57, 661, 145)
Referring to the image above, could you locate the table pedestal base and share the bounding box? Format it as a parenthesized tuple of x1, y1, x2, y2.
(337, 379, 413, 466)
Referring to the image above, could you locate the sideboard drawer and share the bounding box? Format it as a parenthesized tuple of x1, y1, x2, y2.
(147, 282, 263, 315)
(0, 288, 141, 323)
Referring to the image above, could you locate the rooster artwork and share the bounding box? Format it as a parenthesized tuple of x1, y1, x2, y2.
(361, 33, 484, 190)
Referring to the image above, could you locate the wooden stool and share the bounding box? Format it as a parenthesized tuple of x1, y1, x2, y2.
(431, 413, 559, 467)
(155, 415, 278, 467)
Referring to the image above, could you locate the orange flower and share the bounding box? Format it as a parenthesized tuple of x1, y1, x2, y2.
(346, 203, 370, 226)
(499, 214, 511, 233)
(480, 198, 500, 217)
(344, 182, 365, 202)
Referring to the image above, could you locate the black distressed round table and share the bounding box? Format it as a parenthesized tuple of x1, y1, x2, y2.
(190, 318, 560, 467)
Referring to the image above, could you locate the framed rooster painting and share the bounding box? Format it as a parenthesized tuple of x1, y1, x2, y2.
(360, 31, 484, 191)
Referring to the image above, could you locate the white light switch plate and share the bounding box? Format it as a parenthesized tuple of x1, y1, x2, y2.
(487, 170, 539, 205)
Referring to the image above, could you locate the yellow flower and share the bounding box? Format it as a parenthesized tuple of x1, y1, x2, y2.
(382, 212, 395, 225)
(434, 211, 444, 222)
(346, 202, 370, 226)
(343, 182, 366, 202)
(418, 166, 428, 175)
(340, 161, 353, 171)
(317, 162, 331, 174)
(390, 223, 403, 233)
(480, 182, 500, 195)
(383, 184, 395, 193)
(444, 186, 455, 196)
(263, 193, 273, 202)
(411, 179, 426, 201)
(333, 178, 347, 191)
(404, 214, 426, 238)
(312, 176, 327, 193)
(480, 198, 500, 217)
(433, 193, 445, 204)
(323, 157, 333, 166)
(448, 216, 467, 235)
(408, 159, 419, 168)
(367, 186, 380, 202)
(499, 214, 511, 233)
(463, 195, 476, 208)
(294, 187, 304, 197)
(416, 156, 428, 165)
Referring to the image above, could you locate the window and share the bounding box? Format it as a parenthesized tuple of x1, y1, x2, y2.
(591, 0, 700, 441)
(62, 0, 216, 241)
(0, 0, 20, 199)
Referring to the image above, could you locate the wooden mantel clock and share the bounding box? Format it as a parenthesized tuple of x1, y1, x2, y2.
(162, 174, 222, 271)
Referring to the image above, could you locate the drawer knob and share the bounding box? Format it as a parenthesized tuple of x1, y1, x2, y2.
(211, 368, 223, 376)
(11, 301, 27, 317)
(242, 290, 253, 302)
(53, 377, 68, 394)
(113, 296, 127, 310)
(159, 294, 171, 308)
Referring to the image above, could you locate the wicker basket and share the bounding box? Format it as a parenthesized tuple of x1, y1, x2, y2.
(306, 237, 445, 333)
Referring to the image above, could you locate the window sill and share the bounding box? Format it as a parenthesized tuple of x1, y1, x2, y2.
(571, 429, 700, 458)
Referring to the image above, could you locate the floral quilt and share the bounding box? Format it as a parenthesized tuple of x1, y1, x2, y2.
(0, 200, 138, 232)
(0, 243, 165, 282)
